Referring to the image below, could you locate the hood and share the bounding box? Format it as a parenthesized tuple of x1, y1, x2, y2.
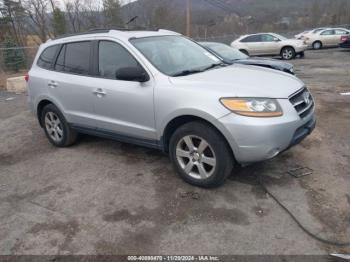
(169, 64, 303, 98)
(282, 39, 305, 46)
(237, 57, 293, 70)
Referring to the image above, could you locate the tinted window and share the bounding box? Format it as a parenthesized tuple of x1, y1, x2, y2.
(55, 41, 91, 75)
(241, 35, 262, 43)
(98, 41, 139, 79)
(321, 30, 334, 35)
(37, 45, 59, 69)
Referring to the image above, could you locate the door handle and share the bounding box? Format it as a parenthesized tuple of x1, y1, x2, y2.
(48, 81, 58, 88)
(93, 88, 106, 97)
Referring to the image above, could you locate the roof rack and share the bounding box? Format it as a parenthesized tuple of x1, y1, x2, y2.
(52, 27, 159, 40)
(53, 30, 110, 40)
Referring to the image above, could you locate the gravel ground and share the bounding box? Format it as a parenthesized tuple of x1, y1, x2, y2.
(0, 48, 349, 256)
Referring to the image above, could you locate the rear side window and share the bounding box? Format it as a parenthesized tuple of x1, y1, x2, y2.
(37, 45, 59, 69)
(55, 41, 91, 75)
(335, 29, 348, 35)
(240, 35, 262, 43)
(98, 41, 139, 79)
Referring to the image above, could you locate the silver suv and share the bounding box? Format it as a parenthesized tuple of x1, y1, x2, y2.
(27, 29, 316, 188)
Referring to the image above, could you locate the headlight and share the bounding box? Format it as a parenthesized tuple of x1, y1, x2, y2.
(220, 98, 283, 117)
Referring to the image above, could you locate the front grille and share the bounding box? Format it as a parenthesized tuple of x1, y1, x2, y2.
(289, 88, 314, 118)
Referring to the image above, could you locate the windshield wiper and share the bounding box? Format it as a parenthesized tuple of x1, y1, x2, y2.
(172, 69, 204, 77)
(172, 63, 227, 77)
(202, 62, 227, 71)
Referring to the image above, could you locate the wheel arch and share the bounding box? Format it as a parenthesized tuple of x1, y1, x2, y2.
(36, 99, 57, 127)
(161, 114, 237, 163)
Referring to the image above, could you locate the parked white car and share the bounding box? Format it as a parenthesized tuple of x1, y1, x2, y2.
(231, 33, 308, 60)
(295, 28, 329, 40)
(304, 28, 350, 49)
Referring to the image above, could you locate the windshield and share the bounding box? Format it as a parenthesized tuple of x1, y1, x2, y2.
(203, 43, 248, 61)
(130, 35, 221, 76)
(313, 28, 326, 34)
(272, 34, 287, 40)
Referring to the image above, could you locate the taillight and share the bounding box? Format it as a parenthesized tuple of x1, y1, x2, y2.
(341, 35, 348, 42)
(24, 73, 29, 82)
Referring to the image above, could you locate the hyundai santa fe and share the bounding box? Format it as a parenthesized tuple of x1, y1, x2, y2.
(27, 29, 316, 188)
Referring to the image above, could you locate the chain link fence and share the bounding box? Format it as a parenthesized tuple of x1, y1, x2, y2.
(193, 24, 350, 44)
(0, 46, 38, 89)
(0, 23, 349, 89)
(0, 46, 38, 72)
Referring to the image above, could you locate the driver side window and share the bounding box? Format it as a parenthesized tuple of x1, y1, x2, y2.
(261, 34, 276, 42)
(98, 41, 139, 80)
(321, 30, 334, 35)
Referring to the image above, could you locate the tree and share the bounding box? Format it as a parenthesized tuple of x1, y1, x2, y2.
(2, 35, 25, 72)
(0, 0, 26, 45)
(23, 0, 50, 42)
(103, 0, 123, 28)
(52, 7, 66, 36)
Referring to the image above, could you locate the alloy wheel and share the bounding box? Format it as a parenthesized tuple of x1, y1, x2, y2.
(176, 135, 216, 180)
(282, 48, 293, 59)
(313, 42, 321, 49)
(44, 112, 63, 142)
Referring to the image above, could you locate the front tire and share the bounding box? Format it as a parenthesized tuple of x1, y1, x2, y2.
(312, 41, 322, 50)
(281, 47, 296, 60)
(41, 104, 77, 147)
(169, 121, 234, 188)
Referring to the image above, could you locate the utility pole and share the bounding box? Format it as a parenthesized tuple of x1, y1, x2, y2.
(186, 0, 191, 37)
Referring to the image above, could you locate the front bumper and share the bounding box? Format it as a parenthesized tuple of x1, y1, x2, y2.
(218, 99, 315, 164)
(295, 44, 308, 53)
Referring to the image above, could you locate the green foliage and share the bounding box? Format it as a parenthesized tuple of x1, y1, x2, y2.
(2, 36, 25, 72)
(103, 0, 123, 27)
(52, 8, 67, 36)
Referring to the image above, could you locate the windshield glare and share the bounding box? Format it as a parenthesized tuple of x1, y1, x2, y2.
(204, 43, 248, 61)
(130, 36, 221, 76)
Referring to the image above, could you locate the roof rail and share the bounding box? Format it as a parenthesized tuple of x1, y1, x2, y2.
(52, 27, 161, 40)
(53, 30, 110, 40)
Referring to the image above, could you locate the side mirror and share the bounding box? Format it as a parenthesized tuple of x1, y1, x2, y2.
(273, 37, 280, 42)
(115, 67, 150, 82)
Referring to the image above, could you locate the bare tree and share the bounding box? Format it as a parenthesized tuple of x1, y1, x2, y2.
(0, 0, 26, 45)
(22, 0, 51, 42)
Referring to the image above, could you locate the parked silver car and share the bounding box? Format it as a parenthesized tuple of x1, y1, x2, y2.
(304, 28, 350, 49)
(27, 29, 316, 187)
(231, 33, 308, 60)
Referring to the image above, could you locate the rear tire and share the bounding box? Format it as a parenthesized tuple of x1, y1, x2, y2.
(169, 121, 234, 188)
(41, 104, 77, 147)
(312, 41, 322, 50)
(281, 47, 296, 60)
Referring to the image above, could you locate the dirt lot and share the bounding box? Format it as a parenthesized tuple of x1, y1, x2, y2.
(0, 48, 349, 256)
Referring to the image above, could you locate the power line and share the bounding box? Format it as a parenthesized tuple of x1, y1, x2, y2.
(202, 0, 237, 14)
